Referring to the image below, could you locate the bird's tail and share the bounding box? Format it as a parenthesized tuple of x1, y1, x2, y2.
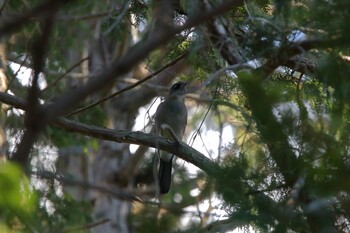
(159, 157, 173, 194)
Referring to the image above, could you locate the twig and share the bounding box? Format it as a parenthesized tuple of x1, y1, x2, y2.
(187, 63, 249, 94)
(65, 53, 187, 117)
(43, 56, 89, 92)
(103, 0, 132, 35)
(6, 54, 29, 92)
(188, 90, 215, 150)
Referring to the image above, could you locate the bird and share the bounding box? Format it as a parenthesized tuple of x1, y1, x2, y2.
(155, 81, 188, 194)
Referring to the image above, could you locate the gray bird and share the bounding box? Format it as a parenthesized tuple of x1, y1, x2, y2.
(155, 81, 187, 194)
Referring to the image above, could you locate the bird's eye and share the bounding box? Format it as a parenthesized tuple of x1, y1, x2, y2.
(172, 84, 180, 90)
(171, 82, 185, 91)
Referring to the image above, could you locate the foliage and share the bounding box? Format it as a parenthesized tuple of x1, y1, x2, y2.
(0, 162, 38, 232)
(2, 0, 350, 232)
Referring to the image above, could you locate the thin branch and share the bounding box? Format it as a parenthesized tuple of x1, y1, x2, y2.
(43, 56, 89, 92)
(187, 63, 250, 94)
(103, 0, 132, 35)
(6, 54, 29, 92)
(65, 53, 187, 116)
(188, 87, 216, 151)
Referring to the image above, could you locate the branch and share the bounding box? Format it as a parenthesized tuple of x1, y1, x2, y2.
(103, 0, 131, 35)
(43, 0, 245, 120)
(65, 53, 187, 116)
(43, 56, 90, 92)
(202, 0, 245, 65)
(261, 39, 328, 75)
(54, 118, 217, 175)
(0, 92, 218, 175)
(0, 0, 74, 35)
(201, 2, 328, 76)
(282, 57, 317, 74)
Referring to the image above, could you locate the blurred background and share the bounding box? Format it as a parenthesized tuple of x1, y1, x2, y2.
(1, 0, 350, 232)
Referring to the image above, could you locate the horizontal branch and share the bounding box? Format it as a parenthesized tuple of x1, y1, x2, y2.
(0, 92, 218, 175)
(54, 118, 217, 174)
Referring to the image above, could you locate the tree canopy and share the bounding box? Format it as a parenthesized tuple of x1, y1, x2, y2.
(1, 0, 350, 232)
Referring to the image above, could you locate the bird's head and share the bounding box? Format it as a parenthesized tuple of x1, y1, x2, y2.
(168, 81, 187, 97)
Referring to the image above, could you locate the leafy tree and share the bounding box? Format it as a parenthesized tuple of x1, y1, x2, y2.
(0, 0, 350, 232)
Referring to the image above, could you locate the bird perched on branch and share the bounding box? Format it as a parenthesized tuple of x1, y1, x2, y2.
(155, 81, 187, 194)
